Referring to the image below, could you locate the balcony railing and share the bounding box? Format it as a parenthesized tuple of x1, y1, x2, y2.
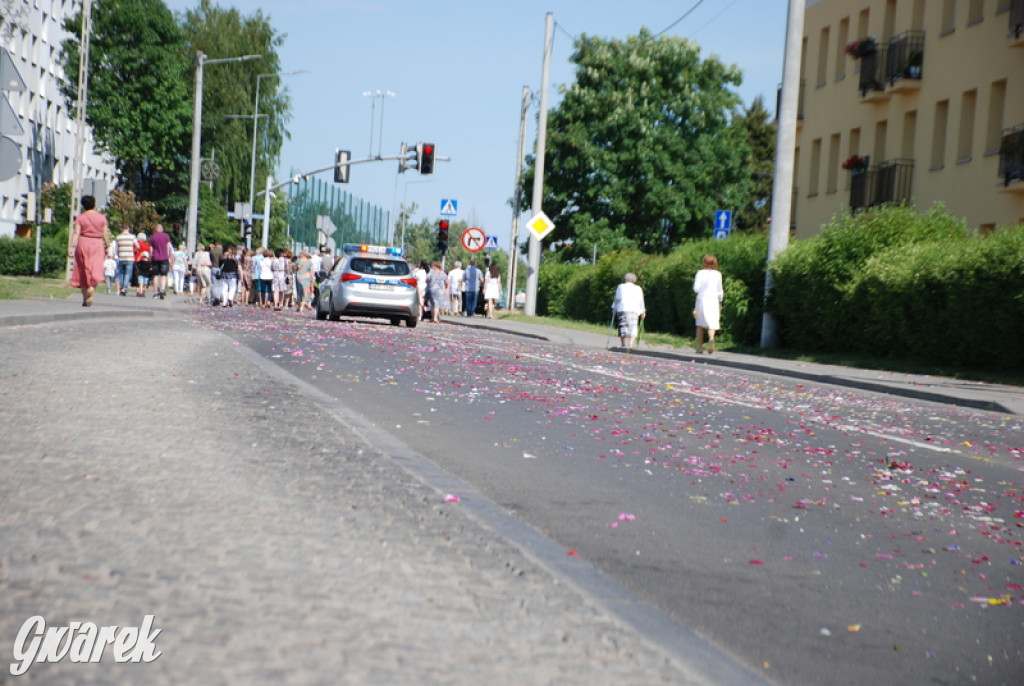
(1000, 124, 1024, 185)
(849, 159, 915, 210)
(884, 30, 925, 85)
(1010, 0, 1024, 39)
(776, 79, 805, 121)
(857, 46, 886, 96)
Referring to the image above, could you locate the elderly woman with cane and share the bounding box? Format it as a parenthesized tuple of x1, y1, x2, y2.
(612, 272, 646, 351)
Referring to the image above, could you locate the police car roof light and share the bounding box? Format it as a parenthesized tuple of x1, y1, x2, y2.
(342, 243, 403, 257)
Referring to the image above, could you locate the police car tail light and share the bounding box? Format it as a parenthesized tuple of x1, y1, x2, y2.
(399, 277, 416, 287)
(340, 272, 361, 282)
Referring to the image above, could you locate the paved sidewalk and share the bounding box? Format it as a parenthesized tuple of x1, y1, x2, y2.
(445, 315, 1024, 416)
(3, 293, 1021, 415)
(0, 294, 743, 686)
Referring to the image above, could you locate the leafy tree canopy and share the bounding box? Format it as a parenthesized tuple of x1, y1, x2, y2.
(525, 29, 752, 258)
(179, 0, 290, 215)
(734, 96, 775, 232)
(60, 0, 193, 199)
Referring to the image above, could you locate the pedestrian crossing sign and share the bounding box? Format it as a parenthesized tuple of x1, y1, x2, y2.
(440, 199, 457, 216)
(484, 235, 499, 250)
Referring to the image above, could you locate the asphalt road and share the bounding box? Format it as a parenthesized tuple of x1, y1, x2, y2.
(202, 306, 1024, 686)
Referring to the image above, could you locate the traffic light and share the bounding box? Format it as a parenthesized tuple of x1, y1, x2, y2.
(417, 142, 435, 175)
(334, 150, 351, 183)
(437, 219, 449, 254)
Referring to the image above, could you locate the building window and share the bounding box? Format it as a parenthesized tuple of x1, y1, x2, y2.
(835, 17, 849, 80)
(816, 26, 830, 87)
(957, 89, 977, 163)
(809, 138, 822, 196)
(931, 99, 949, 169)
(874, 120, 888, 166)
(902, 110, 918, 158)
(827, 134, 841, 193)
(941, 0, 957, 35)
(968, 0, 985, 24)
(883, 0, 898, 41)
(986, 80, 1007, 154)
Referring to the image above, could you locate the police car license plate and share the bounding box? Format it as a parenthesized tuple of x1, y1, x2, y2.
(368, 283, 394, 291)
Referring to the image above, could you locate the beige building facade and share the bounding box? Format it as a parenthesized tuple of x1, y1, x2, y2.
(793, 0, 1024, 237)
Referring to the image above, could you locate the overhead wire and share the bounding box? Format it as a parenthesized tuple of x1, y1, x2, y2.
(652, 0, 707, 38)
(689, 0, 742, 38)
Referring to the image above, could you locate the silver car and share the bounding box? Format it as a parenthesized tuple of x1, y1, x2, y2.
(315, 244, 419, 327)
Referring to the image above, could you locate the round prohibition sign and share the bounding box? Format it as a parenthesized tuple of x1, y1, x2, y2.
(461, 227, 486, 253)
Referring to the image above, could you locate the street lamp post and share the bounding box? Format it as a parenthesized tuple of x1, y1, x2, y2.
(249, 70, 308, 249)
(186, 51, 261, 255)
(362, 90, 395, 158)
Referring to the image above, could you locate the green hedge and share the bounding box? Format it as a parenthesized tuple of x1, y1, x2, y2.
(768, 204, 969, 352)
(845, 227, 1024, 368)
(0, 236, 68, 278)
(539, 234, 768, 346)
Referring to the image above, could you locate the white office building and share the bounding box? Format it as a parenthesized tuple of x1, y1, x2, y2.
(0, 0, 116, 236)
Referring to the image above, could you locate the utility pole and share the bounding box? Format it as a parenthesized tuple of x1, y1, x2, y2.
(760, 0, 805, 348)
(525, 12, 554, 317)
(66, 0, 92, 281)
(507, 85, 530, 308)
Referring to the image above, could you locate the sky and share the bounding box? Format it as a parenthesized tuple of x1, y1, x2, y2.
(162, 0, 789, 249)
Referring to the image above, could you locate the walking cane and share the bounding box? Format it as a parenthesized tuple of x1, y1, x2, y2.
(637, 317, 645, 348)
(605, 310, 617, 349)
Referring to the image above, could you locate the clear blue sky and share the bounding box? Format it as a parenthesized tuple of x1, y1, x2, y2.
(163, 0, 788, 247)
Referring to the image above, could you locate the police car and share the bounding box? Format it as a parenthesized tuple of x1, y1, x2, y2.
(315, 244, 419, 327)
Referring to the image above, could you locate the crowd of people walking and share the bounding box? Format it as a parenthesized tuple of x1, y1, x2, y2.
(69, 194, 722, 355)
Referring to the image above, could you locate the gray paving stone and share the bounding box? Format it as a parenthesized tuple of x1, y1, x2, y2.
(0, 317, 696, 685)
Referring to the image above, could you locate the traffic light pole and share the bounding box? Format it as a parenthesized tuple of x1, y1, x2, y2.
(255, 150, 450, 245)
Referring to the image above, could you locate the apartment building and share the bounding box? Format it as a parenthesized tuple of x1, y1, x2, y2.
(792, 0, 1024, 237)
(0, 0, 116, 236)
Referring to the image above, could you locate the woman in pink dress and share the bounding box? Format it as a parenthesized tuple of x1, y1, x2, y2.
(68, 195, 110, 307)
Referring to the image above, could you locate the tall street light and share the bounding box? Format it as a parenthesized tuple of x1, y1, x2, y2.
(186, 51, 261, 255)
(249, 69, 309, 248)
(362, 89, 395, 158)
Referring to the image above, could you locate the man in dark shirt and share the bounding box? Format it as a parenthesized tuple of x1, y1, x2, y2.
(148, 224, 173, 299)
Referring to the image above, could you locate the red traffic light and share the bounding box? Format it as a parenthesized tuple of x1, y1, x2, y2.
(418, 142, 436, 175)
(438, 219, 449, 230)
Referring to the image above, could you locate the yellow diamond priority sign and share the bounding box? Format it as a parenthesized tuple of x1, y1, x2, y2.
(525, 211, 555, 241)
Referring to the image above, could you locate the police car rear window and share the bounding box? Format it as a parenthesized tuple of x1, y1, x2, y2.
(349, 258, 410, 276)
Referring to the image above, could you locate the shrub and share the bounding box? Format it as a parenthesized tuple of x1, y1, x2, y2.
(0, 236, 67, 278)
(770, 204, 968, 351)
(537, 234, 768, 346)
(536, 260, 587, 318)
(848, 225, 1024, 368)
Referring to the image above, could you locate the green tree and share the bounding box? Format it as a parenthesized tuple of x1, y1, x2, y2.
(179, 0, 290, 214)
(524, 29, 752, 256)
(734, 96, 775, 232)
(60, 0, 193, 200)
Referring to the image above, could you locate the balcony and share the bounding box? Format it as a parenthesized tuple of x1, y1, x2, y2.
(775, 79, 805, 125)
(856, 46, 889, 101)
(1010, 0, 1024, 46)
(883, 30, 925, 93)
(849, 159, 915, 210)
(998, 124, 1024, 193)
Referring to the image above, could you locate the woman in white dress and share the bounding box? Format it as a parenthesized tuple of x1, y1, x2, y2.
(483, 264, 502, 319)
(693, 254, 723, 354)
